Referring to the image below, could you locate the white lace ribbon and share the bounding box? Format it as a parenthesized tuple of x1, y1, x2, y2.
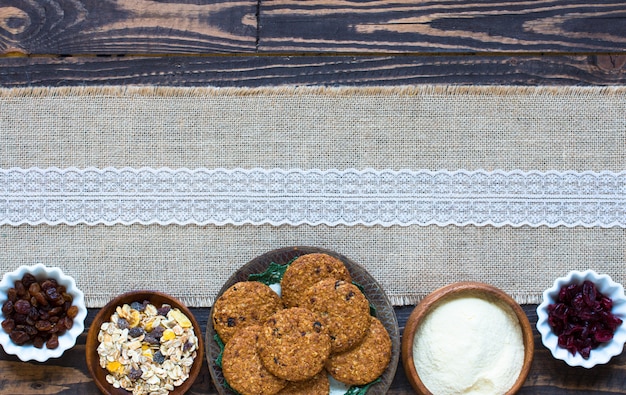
(1, 168, 625, 227)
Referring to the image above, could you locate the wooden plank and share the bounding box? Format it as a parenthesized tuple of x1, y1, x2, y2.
(2, 306, 626, 394)
(2, 0, 625, 56)
(0, 0, 258, 55)
(1, 54, 625, 87)
(259, 0, 626, 53)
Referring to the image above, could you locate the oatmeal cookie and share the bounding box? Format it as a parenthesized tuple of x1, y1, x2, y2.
(302, 279, 370, 353)
(325, 317, 392, 386)
(257, 307, 331, 382)
(280, 253, 352, 308)
(222, 325, 287, 395)
(276, 370, 330, 395)
(212, 281, 283, 343)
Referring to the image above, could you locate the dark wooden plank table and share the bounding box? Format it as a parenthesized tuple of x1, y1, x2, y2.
(1, 0, 626, 393)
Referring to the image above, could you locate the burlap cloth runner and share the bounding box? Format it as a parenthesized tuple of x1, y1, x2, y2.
(1, 85, 625, 307)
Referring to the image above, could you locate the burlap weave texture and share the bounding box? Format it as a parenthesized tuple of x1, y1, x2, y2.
(1, 85, 624, 307)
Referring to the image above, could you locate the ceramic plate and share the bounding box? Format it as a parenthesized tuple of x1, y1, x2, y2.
(206, 246, 400, 395)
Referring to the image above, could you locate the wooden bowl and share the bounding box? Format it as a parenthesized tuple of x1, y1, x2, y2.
(401, 282, 534, 395)
(86, 291, 204, 395)
(206, 246, 400, 395)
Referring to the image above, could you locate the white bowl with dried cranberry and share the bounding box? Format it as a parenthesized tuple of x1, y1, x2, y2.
(0, 264, 87, 362)
(536, 270, 626, 368)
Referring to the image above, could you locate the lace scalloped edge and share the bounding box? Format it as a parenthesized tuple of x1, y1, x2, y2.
(1, 167, 626, 228)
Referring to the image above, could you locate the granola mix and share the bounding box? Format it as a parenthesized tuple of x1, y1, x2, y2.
(97, 301, 198, 395)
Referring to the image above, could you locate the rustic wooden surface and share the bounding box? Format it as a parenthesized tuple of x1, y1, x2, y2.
(0, 0, 624, 86)
(1, 0, 626, 393)
(2, 305, 626, 394)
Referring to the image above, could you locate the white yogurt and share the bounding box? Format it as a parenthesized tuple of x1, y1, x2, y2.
(412, 296, 524, 395)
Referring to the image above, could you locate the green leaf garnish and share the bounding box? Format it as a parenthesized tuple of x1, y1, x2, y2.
(346, 378, 381, 395)
(353, 281, 377, 317)
(214, 333, 242, 395)
(248, 258, 298, 285)
(214, 333, 225, 368)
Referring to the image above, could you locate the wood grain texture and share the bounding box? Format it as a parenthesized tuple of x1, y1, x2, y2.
(1, 54, 625, 87)
(2, 306, 626, 394)
(0, 0, 258, 55)
(258, 0, 626, 53)
(1, 0, 625, 56)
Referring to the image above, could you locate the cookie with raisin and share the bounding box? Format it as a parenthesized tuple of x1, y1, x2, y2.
(276, 370, 330, 395)
(280, 253, 352, 308)
(301, 278, 370, 353)
(257, 307, 331, 382)
(222, 325, 287, 395)
(325, 317, 392, 386)
(212, 281, 283, 343)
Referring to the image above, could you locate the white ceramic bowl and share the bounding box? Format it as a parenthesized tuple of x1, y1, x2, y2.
(0, 264, 87, 362)
(536, 270, 626, 368)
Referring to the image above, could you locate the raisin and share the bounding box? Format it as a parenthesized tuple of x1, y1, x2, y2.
(48, 306, 63, 316)
(149, 326, 164, 339)
(33, 291, 48, 307)
(22, 325, 38, 337)
(13, 299, 31, 315)
(14, 281, 26, 297)
(7, 288, 17, 303)
(66, 305, 78, 319)
(9, 330, 30, 345)
(40, 280, 57, 292)
(1, 318, 15, 332)
(157, 305, 171, 316)
(35, 320, 53, 332)
(21, 274, 37, 289)
(128, 368, 143, 380)
(33, 336, 45, 349)
(13, 313, 27, 325)
(153, 350, 165, 364)
(63, 316, 73, 330)
(117, 318, 130, 330)
(28, 307, 39, 321)
(1, 301, 13, 315)
(128, 327, 144, 338)
(28, 282, 41, 295)
(2, 274, 78, 349)
(46, 333, 59, 349)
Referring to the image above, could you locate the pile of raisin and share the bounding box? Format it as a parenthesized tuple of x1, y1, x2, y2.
(548, 280, 623, 359)
(1, 273, 78, 349)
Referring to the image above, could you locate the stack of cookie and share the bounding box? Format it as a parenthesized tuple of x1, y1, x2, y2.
(212, 253, 392, 395)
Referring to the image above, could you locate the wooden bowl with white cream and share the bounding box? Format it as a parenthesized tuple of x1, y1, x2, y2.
(401, 282, 534, 395)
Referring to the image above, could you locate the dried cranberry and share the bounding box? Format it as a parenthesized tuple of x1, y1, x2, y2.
(548, 280, 623, 359)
